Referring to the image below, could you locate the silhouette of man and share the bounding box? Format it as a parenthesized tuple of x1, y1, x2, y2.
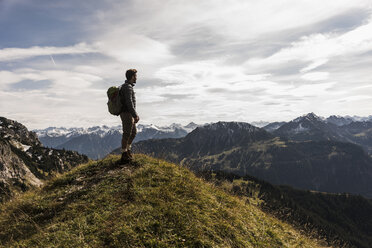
(119, 69, 139, 163)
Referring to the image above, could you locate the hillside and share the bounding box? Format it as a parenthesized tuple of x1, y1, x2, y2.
(341, 121, 372, 155)
(208, 171, 372, 248)
(0, 154, 326, 248)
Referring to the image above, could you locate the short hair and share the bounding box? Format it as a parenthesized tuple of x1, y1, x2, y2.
(126, 69, 137, 80)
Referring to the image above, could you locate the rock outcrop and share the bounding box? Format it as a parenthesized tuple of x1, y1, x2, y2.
(0, 117, 88, 202)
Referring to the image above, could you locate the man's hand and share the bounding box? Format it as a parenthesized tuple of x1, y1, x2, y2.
(134, 116, 140, 123)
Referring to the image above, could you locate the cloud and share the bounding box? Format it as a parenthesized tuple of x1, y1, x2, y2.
(0, 67, 115, 129)
(159, 93, 196, 100)
(0, 70, 23, 84)
(9, 79, 52, 91)
(106, 0, 371, 41)
(0, 43, 97, 61)
(245, 17, 372, 73)
(2, 0, 372, 128)
(301, 72, 330, 81)
(154, 60, 270, 87)
(93, 30, 175, 66)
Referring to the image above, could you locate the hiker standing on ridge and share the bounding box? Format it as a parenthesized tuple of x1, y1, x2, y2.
(119, 69, 139, 163)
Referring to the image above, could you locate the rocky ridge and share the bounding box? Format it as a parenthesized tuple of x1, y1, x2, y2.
(0, 117, 88, 202)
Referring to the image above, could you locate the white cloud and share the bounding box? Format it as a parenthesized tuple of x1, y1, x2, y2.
(0, 69, 49, 90)
(0, 70, 23, 85)
(2, 0, 372, 128)
(0, 67, 114, 129)
(300, 59, 329, 73)
(245, 17, 372, 73)
(154, 60, 269, 87)
(93, 29, 175, 66)
(301, 72, 330, 81)
(0, 43, 97, 61)
(100, 0, 372, 42)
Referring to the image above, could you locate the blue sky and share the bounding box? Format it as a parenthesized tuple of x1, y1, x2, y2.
(1, 0, 372, 129)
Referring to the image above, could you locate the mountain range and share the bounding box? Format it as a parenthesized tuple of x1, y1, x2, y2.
(34, 122, 199, 159)
(126, 114, 372, 198)
(262, 114, 372, 129)
(269, 113, 372, 155)
(35, 113, 372, 160)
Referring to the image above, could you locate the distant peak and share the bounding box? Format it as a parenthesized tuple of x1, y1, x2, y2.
(326, 115, 354, 126)
(169, 123, 182, 128)
(305, 112, 319, 119)
(201, 121, 259, 131)
(185, 121, 197, 126)
(251, 121, 270, 128)
(293, 113, 324, 123)
(328, 115, 343, 119)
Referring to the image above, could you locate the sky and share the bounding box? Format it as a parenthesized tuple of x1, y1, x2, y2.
(1, 0, 372, 129)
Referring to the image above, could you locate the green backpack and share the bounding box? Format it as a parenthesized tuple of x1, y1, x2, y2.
(107, 86, 123, 116)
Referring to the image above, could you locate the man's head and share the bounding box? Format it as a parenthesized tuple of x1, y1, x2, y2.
(126, 69, 137, 83)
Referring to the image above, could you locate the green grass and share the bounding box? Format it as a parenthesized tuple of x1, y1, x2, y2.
(0, 154, 326, 248)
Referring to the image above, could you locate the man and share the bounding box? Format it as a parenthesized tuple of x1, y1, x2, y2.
(119, 69, 139, 163)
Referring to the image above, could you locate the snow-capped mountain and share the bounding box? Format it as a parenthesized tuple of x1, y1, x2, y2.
(262, 114, 372, 131)
(326, 115, 354, 126)
(34, 122, 200, 159)
(324, 115, 372, 125)
(268, 113, 372, 155)
(37, 126, 111, 141)
(35, 123, 198, 139)
(263, 122, 287, 132)
(251, 121, 271, 128)
(272, 113, 344, 142)
(292, 112, 325, 123)
(347, 115, 372, 122)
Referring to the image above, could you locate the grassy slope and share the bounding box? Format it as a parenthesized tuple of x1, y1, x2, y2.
(211, 173, 372, 248)
(0, 154, 327, 248)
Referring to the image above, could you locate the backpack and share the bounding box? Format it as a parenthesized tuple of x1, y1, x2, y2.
(107, 85, 123, 116)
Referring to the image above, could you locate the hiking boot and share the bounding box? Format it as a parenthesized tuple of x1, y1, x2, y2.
(120, 151, 132, 164)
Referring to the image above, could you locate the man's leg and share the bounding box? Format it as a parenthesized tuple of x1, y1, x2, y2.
(127, 122, 137, 158)
(120, 112, 134, 162)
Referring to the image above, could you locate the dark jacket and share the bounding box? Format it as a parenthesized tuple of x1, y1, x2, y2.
(120, 80, 138, 118)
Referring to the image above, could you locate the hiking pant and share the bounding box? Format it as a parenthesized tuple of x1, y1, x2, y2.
(120, 112, 137, 150)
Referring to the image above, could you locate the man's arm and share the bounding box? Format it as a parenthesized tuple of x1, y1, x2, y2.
(124, 84, 139, 118)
